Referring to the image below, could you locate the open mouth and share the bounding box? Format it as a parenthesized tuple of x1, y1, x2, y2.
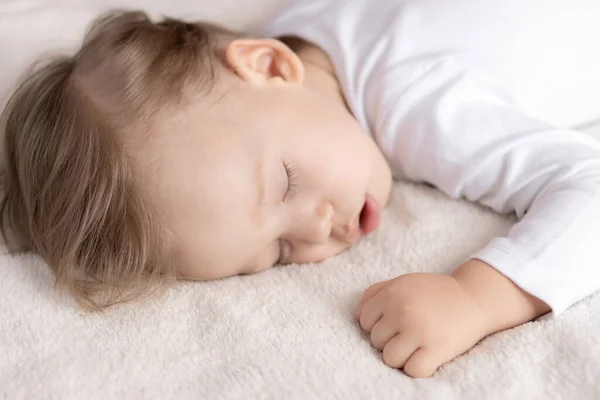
(359, 193, 381, 235)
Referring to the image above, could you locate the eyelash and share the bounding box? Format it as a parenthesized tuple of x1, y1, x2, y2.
(277, 161, 297, 265)
(283, 161, 298, 199)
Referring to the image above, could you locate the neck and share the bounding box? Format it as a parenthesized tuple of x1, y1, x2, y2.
(282, 37, 349, 111)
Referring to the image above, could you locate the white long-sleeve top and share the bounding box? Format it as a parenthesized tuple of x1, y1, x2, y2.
(262, 0, 600, 316)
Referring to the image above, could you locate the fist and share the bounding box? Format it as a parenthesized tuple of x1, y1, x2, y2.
(355, 273, 491, 378)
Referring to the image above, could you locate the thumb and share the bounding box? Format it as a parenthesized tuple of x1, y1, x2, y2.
(354, 279, 391, 320)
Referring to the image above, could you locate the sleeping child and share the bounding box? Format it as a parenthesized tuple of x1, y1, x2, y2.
(2, 0, 599, 377)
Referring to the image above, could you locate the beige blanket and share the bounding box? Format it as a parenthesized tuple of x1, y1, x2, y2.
(1, 1, 599, 398)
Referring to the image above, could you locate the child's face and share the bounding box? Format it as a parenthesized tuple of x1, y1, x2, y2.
(139, 39, 393, 280)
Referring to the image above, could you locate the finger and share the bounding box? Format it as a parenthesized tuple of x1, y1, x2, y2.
(382, 334, 419, 369)
(358, 294, 386, 332)
(369, 316, 399, 350)
(403, 348, 440, 378)
(355, 280, 390, 320)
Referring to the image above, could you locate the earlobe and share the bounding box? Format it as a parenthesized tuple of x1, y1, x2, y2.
(225, 39, 305, 85)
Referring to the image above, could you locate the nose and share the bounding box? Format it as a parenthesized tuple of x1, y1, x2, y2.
(290, 200, 333, 244)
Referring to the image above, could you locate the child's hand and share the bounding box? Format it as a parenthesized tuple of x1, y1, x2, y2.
(354, 273, 492, 378)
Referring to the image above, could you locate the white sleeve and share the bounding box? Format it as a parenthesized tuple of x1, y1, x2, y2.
(373, 59, 600, 316)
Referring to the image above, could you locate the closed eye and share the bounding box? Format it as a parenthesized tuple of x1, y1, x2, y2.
(283, 161, 298, 199)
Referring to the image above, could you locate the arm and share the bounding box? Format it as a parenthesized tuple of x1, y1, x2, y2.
(356, 58, 600, 377)
(452, 259, 551, 335)
(370, 56, 600, 317)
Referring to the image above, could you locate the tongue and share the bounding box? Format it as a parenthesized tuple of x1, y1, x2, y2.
(359, 194, 381, 235)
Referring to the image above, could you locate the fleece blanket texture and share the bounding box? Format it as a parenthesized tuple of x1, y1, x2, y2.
(1, 1, 599, 399)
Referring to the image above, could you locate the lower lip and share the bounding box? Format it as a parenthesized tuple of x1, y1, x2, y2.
(359, 194, 381, 235)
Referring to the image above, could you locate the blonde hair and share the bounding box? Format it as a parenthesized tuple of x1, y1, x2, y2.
(0, 10, 239, 310)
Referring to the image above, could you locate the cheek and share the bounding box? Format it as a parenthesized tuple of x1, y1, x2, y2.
(330, 129, 376, 166)
(312, 134, 369, 172)
(177, 260, 231, 281)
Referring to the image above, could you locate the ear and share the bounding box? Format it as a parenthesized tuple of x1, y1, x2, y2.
(225, 38, 305, 85)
